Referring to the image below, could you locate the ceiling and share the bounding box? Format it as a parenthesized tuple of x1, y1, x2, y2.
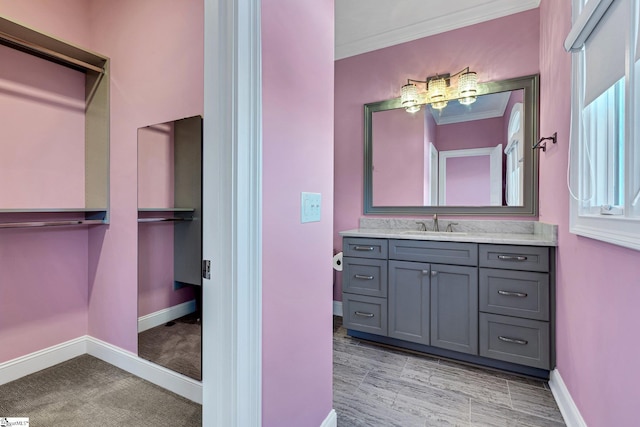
(335, 0, 541, 60)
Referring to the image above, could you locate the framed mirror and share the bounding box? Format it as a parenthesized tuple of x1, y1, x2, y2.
(364, 74, 539, 216)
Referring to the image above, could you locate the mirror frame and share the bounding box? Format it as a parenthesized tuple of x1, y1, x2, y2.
(364, 74, 539, 216)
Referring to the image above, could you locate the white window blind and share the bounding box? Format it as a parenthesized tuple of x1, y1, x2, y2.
(583, 0, 629, 105)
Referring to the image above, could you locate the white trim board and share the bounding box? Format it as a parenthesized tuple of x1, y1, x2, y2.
(320, 409, 337, 427)
(0, 336, 202, 404)
(203, 0, 263, 425)
(335, 0, 541, 59)
(549, 368, 587, 427)
(87, 336, 202, 404)
(333, 301, 343, 317)
(0, 337, 86, 386)
(138, 300, 196, 332)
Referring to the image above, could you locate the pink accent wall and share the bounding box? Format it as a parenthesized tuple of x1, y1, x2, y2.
(435, 117, 504, 151)
(137, 123, 174, 209)
(540, 1, 640, 425)
(262, 0, 335, 424)
(85, 0, 203, 352)
(372, 108, 424, 206)
(445, 156, 491, 206)
(0, 44, 85, 208)
(0, 0, 203, 362)
(137, 123, 193, 318)
(0, 0, 91, 364)
(334, 9, 540, 300)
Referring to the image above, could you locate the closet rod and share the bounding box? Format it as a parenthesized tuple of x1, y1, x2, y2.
(0, 220, 104, 229)
(0, 30, 104, 74)
(137, 217, 193, 223)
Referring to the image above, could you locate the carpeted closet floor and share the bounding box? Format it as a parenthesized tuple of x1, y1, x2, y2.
(0, 355, 201, 426)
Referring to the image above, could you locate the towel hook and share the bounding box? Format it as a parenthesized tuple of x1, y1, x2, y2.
(532, 132, 557, 152)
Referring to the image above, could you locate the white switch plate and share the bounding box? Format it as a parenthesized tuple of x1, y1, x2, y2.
(301, 192, 321, 223)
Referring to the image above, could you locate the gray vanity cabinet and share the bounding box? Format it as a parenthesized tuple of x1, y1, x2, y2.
(430, 264, 478, 354)
(388, 260, 430, 345)
(342, 236, 555, 376)
(478, 245, 552, 369)
(342, 238, 389, 336)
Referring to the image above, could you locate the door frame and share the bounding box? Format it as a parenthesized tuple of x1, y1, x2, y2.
(203, 0, 262, 425)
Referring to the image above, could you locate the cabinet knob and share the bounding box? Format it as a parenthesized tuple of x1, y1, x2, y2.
(431, 270, 438, 276)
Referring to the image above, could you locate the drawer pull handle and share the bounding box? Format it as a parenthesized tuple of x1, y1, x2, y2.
(498, 336, 528, 345)
(354, 246, 375, 251)
(354, 274, 374, 280)
(497, 255, 528, 261)
(355, 311, 374, 318)
(498, 290, 528, 298)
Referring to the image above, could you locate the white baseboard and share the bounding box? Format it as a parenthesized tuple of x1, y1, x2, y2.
(549, 368, 587, 427)
(0, 337, 87, 386)
(86, 336, 202, 404)
(333, 301, 343, 317)
(138, 300, 196, 332)
(0, 335, 202, 404)
(320, 409, 337, 427)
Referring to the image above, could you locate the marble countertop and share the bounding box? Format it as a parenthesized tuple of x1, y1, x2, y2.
(339, 218, 558, 246)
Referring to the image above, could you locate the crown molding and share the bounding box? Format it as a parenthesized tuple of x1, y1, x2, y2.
(336, 0, 540, 60)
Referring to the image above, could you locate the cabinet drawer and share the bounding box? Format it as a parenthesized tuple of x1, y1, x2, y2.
(479, 269, 549, 321)
(479, 245, 549, 272)
(343, 238, 388, 259)
(343, 257, 388, 297)
(389, 240, 478, 266)
(343, 294, 388, 336)
(479, 313, 549, 369)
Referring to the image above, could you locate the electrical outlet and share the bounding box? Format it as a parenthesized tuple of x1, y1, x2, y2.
(301, 192, 321, 223)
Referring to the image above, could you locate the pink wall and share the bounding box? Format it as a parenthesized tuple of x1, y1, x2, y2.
(435, 116, 504, 151)
(539, 1, 640, 425)
(262, 0, 335, 425)
(137, 124, 174, 209)
(0, 0, 91, 364)
(0, 44, 85, 209)
(334, 9, 540, 299)
(0, 0, 203, 362)
(372, 108, 424, 206)
(85, 0, 203, 352)
(445, 156, 491, 206)
(137, 123, 193, 318)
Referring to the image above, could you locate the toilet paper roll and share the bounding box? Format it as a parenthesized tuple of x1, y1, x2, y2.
(332, 252, 343, 271)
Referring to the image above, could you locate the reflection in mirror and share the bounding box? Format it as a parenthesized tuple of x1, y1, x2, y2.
(137, 116, 202, 381)
(365, 75, 538, 216)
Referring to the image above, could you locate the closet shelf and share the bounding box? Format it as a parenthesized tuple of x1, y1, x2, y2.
(138, 217, 193, 223)
(0, 209, 108, 229)
(138, 208, 195, 213)
(0, 219, 104, 229)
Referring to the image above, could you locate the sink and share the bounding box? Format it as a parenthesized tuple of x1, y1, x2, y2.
(400, 230, 469, 236)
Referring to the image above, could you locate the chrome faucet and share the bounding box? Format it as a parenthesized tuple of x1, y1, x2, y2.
(432, 214, 439, 232)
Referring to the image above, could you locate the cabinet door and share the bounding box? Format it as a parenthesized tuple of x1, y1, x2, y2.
(430, 264, 478, 355)
(388, 260, 430, 345)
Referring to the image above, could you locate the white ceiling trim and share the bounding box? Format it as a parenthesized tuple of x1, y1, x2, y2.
(431, 92, 510, 125)
(335, 0, 541, 60)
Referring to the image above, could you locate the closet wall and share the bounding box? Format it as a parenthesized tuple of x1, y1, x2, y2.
(0, 0, 203, 361)
(0, 0, 92, 363)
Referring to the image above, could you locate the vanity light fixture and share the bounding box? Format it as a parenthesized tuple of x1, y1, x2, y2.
(400, 67, 479, 113)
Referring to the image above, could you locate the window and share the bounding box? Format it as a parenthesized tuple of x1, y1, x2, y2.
(566, 0, 640, 250)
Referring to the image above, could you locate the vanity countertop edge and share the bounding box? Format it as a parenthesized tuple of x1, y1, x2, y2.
(339, 227, 558, 246)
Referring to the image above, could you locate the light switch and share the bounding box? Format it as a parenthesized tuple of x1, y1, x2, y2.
(301, 192, 321, 223)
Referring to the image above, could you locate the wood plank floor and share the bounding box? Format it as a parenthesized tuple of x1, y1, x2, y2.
(333, 316, 565, 427)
